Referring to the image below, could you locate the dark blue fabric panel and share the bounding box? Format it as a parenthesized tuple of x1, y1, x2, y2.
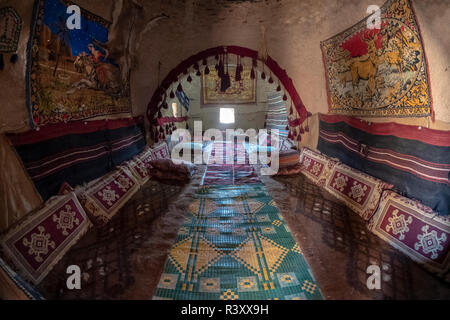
(318, 137, 450, 215)
(33, 154, 112, 201)
(317, 120, 450, 215)
(108, 123, 146, 166)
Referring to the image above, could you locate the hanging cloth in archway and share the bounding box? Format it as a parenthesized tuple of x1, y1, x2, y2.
(265, 92, 289, 138)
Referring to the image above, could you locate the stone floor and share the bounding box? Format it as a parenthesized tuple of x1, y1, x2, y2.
(38, 168, 450, 299)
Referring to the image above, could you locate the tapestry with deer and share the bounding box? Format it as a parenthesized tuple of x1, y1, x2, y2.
(27, 0, 132, 127)
(320, 0, 432, 118)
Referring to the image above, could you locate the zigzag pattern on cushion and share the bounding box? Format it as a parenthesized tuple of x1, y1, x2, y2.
(368, 190, 450, 279)
(0, 192, 90, 284)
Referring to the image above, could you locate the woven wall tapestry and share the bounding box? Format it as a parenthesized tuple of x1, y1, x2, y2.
(202, 66, 256, 105)
(27, 0, 132, 127)
(320, 0, 432, 118)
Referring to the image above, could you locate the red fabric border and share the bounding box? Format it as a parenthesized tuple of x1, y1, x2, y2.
(157, 116, 188, 126)
(319, 113, 450, 146)
(146, 45, 308, 128)
(8, 116, 145, 146)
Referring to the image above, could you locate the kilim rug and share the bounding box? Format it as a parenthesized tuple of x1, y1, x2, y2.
(154, 141, 323, 300)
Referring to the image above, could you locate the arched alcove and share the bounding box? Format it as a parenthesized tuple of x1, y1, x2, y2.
(146, 45, 311, 141)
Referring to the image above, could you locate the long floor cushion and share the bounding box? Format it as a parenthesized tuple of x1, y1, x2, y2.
(368, 190, 450, 279)
(1, 192, 90, 284)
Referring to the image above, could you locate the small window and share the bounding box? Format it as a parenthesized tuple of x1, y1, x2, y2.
(172, 102, 178, 117)
(220, 108, 235, 124)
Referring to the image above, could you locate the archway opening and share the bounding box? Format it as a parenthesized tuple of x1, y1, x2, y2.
(146, 45, 311, 143)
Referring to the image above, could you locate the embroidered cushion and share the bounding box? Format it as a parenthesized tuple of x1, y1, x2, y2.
(1, 192, 90, 284)
(277, 149, 300, 168)
(135, 146, 154, 169)
(57, 182, 74, 195)
(149, 159, 196, 176)
(77, 167, 139, 226)
(299, 148, 337, 186)
(274, 163, 303, 176)
(367, 191, 450, 277)
(151, 142, 170, 160)
(120, 158, 150, 186)
(324, 162, 393, 221)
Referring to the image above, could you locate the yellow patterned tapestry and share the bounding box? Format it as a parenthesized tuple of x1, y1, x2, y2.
(320, 0, 432, 118)
(202, 67, 256, 105)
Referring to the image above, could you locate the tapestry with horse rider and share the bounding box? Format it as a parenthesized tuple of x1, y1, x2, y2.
(27, 0, 132, 127)
(320, 0, 432, 118)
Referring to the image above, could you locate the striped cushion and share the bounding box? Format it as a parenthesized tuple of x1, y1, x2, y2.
(1, 192, 90, 284)
(278, 149, 300, 168)
(368, 190, 450, 278)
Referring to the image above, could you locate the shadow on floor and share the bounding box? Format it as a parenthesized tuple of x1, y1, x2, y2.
(269, 174, 450, 299)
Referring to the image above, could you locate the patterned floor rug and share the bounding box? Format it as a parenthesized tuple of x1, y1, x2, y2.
(153, 183, 324, 300)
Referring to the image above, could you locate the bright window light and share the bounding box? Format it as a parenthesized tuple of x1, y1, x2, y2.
(172, 102, 178, 117)
(220, 108, 235, 124)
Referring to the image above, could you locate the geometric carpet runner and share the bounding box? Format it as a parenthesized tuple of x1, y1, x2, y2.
(153, 142, 323, 300)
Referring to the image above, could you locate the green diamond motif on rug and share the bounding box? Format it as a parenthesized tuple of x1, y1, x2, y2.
(153, 183, 324, 300)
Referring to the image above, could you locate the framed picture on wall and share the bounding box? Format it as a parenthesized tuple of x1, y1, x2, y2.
(201, 65, 256, 106)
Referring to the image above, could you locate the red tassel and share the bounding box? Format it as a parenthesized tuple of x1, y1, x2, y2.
(299, 126, 305, 134)
(193, 63, 199, 70)
(283, 94, 288, 101)
(276, 84, 281, 92)
(169, 90, 175, 99)
(288, 132, 293, 140)
(305, 125, 309, 132)
(268, 74, 274, 83)
(186, 123, 189, 130)
(187, 75, 192, 82)
(297, 134, 302, 142)
(177, 83, 183, 92)
(157, 110, 162, 118)
(250, 68, 255, 80)
(285, 125, 289, 130)
(196, 70, 201, 77)
(204, 66, 210, 75)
